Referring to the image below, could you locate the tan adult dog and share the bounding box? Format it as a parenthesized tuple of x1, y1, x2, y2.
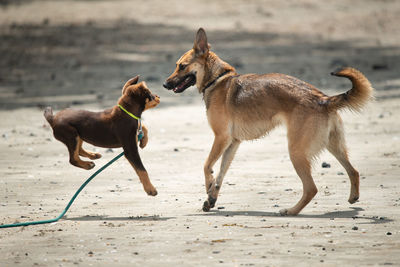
(163, 28, 373, 215)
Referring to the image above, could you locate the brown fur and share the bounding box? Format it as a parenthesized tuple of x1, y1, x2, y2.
(164, 28, 374, 215)
(44, 76, 160, 196)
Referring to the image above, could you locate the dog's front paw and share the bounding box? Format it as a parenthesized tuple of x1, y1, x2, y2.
(202, 200, 211, 212)
(139, 125, 148, 149)
(139, 136, 148, 149)
(348, 195, 359, 204)
(202, 196, 217, 212)
(144, 185, 158, 196)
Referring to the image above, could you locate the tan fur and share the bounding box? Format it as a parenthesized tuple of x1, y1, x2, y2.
(164, 28, 374, 215)
(72, 136, 96, 170)
(328, 67, 374, 112)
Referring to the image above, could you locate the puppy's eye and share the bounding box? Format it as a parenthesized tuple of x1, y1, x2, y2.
(179, 64, 187, 71)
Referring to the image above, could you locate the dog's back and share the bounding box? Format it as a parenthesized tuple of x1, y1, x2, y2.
(224, 68, 372, 141)
(45, 108, 122, 148)
(227, 67, 372, 116)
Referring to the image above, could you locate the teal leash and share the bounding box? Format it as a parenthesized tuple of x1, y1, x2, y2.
(1, 104, 144, 229)
(0, 151, 125, 229)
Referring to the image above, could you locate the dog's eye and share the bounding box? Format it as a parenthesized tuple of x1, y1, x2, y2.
(179, 64, 187, 71)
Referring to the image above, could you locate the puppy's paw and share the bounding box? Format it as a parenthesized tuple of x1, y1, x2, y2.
(89, 153, 102, 160)
(139, 125, 148, 149)
(139, 136, 148, 149)
(82, 161, 95, 170)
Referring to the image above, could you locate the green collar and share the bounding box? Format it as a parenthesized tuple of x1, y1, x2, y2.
(118, 104, 144, 141)
(118, 104, 140, 121)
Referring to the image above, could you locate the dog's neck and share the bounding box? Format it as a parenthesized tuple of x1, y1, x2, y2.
(200, 52, 236, 94)
(117, 99, 144, 120)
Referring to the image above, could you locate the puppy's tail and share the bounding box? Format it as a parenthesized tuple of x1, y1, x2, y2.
(327, 67, 374, 112)
(44, 106, 54, 126)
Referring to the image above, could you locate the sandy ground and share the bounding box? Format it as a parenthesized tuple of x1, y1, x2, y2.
(1, 0, 400, 266)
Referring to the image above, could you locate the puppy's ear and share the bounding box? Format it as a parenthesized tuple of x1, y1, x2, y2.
(138, 81, 150, 95)
(139, 81, 147, 88)
(122, 75, 140, 94)
(193, 28, 210, 57)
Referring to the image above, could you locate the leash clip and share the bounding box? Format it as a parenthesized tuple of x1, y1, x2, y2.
(137, 119, 144, 141)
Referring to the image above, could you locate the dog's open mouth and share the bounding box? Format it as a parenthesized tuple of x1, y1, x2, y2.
(173, 74, 196, 93)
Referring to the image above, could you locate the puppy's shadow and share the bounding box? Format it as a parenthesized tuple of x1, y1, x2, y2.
(190, 207, 392, 224)
(64, 215, 175, 222)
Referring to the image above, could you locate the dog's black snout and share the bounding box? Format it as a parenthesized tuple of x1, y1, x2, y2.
(163, 81, 174, 90)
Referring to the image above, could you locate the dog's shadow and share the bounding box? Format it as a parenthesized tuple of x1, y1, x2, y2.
(63, 207, 392, 225)
(190, 207, 392, 225)
(64, 215, 175, 222)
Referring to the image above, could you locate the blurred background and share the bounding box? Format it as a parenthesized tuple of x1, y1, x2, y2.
(0, 0, 399, 110)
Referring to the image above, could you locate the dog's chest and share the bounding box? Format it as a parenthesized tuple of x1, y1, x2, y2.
(205, 99, 284, 141)
(230, 113, 284, 141)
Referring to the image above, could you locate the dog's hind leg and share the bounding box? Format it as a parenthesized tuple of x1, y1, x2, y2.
(327, 117, 359, 204)
(77, 137, 102, 160)
(280, 149, 317, 216)
(204, 139, 241, 211)
(68, 137, 95, 170)
(280, 115, 325, 215)
(53, 126, 95, 170)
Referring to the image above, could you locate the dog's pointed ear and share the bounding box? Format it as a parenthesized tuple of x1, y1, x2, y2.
(122, 75, 139, 94)
(193, 28, 209, 57)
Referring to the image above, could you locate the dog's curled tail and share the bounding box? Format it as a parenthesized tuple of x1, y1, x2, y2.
(328, 67, 374, 112)
(44, 106, 54, 126)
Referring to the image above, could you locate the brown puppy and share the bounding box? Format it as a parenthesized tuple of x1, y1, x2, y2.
(163, 28, 373, 215)
(44, 76, 160, 196)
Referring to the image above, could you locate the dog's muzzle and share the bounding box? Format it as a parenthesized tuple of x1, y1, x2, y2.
(163, 73, 196, 93)
(163, 81, 174, 90)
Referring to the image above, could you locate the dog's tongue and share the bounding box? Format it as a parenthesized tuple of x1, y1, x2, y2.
(174, 80, 187, 92)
